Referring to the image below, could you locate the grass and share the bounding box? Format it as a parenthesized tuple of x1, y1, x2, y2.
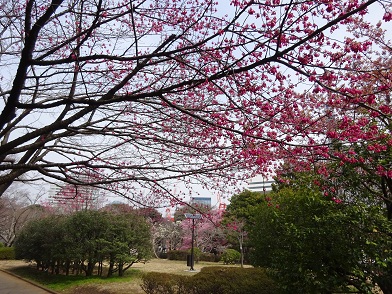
(7, 265, 143, 293)
(3, 259, 249, 293)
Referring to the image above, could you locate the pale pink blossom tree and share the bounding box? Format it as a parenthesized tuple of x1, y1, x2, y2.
(180, 209, 226, 254)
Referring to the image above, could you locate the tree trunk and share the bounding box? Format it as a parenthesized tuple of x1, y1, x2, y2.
(376, 276, 392, 294)
(65, 260, 70, 276)
(55, 260, 60, 274)
(107, 256, 114, 278)
(374, 269, 392, 294)
(118, 263, 124, 277)
(86, 261, 95, 276)
(98, 261, 103, 276)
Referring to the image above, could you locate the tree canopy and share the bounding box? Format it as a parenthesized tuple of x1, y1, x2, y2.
(14, 210, 152, 277)
(250, 174, 392, 293)
(1, 0, 392, 206)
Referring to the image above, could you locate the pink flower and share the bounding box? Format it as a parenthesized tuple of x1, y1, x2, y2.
(383, 12, 392, 22)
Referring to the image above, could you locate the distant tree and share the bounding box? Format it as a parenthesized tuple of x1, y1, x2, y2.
(153, 220, 183, 256)
(181, 209, 226, 254)
(101, 202, 134, 214)
(0, 185, 47, 246)
(136, 207, 164, 224)
(221, 189, 263, 263)
(173, 203, 211, 222)
(223, 190, 264, 227)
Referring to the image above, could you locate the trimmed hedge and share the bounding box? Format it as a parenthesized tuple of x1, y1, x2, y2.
(166, 250, 220, 262)
(167, 250, 189, 261)
(141, 267, 281, 294)
(141, 272, 189, 294)
(0, 247, 15, 260)
(198, 253, 220, 262)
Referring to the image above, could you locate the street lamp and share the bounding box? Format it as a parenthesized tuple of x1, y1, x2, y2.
(184, 213, 202, 271)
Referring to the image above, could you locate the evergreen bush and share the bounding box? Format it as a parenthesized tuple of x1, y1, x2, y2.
(0, 247, 15, 260)
(221, 249, 241, 264)
(141, 272, 190, 294)
(166, 250, 188, 260)
(140, 266, 281, 294)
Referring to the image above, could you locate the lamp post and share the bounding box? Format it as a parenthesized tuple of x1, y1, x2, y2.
(184, 213, 202, 271)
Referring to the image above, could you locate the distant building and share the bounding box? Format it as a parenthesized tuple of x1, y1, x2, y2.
(190, 197, 211, 208)
(247, 176, 274, 193)
(48, 182, 103, 213)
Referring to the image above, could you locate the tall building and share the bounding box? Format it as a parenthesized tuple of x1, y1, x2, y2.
(247, 176, 274, 194)
(190, 197, 211, 208)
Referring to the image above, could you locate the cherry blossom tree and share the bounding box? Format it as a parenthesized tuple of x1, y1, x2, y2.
(180, 209, 226, 256)
(0, 0, 391, 207)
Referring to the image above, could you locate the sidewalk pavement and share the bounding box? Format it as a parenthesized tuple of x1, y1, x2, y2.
(0, 269, 58, 294)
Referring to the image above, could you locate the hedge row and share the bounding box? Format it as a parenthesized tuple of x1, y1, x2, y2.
(0, 247, 15, 260)
(141, 266, 281, 294)
(166, 250, 220, 262)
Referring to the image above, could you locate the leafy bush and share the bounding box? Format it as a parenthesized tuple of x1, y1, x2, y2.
(158, 252, 168, 259)
(191, 267, 281, 294)
(141, 272, 189, 294)
(167, 250, 188, 261)
(0, 247, 15, 260)
(140, 267, 281, 294)
(166, 250, 220, 262)
(221, 249, 241, 264)
(199, 252, 220, 262)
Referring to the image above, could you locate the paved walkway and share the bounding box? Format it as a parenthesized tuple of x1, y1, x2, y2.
(0, 270, 55, 294)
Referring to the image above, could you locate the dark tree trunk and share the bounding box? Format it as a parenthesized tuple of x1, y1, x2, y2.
(65, 260, 70, 276)
(85, 261, 95, 276)
(376, 276, 392, 294)
(107, 256, 115, 278)
(118, 263, 124, 277)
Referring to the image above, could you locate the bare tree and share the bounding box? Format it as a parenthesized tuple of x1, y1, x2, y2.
(0, 184, 46, 246)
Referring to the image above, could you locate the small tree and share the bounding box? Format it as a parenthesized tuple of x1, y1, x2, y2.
(105, 212, 152, 277)
(224, 219, 247, 267)
(222, 190, 263, 264)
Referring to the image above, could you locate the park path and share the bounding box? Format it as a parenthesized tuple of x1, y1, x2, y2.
(0, 269, 56, 294)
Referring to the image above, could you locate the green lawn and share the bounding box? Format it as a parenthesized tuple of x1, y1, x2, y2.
(8, 266, 142, 293)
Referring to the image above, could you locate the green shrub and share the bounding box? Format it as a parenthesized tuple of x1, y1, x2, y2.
(0, 247, 15, 260)
(191, 267, 281, 294)
(166, 249, 220, 262)
(141, 272, 189, 294)
(167, 250, 188, 261)
(199, 253, 220, 262)
(221, 249, 241, 264)
(140, 267, 281, 294)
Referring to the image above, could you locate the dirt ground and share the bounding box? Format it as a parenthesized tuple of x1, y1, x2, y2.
(0, 259, 230, 294)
